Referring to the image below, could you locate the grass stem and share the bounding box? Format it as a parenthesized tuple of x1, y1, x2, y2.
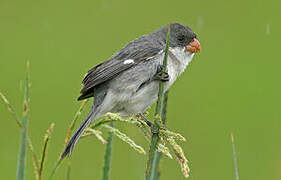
(48, 100, 88, 180)
(231, 132, 239, 180)
(1, 83, 40, 179)
(38, 123, 55, 179)
(16, 61, 30, 180)
(102, 122, 114, 180)
(145, 23, 170, 180)
(66, 161, 71, 180)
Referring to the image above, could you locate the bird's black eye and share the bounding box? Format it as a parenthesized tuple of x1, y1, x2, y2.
(177, 35, 185, 42)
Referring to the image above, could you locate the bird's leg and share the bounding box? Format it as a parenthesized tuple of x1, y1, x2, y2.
(137, 113, 159, 134)
(153, 66, 170, 82)
(138, 114, 153, 127)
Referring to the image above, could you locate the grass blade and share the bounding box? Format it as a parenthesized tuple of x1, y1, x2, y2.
(159, 128, 186, 142)
(0, 92, 22, 128)
(66, 161, 71, 180)
(48, 100, 88, 180)
(166, 137, 189, 178)
(83, 129, 107, 144)
(146, 23, 170, 180)
(231, 132, 239, 180)
(48, 158, 63, 180)
(103, 124, 146, 154)
(16, 61, 30, 180)
(0, 91, 40, 179)
(102, 122, 114, 180)
(64, 99, 88, 146)
(27, 138, 40, 180)
(38, 123, 55, 179)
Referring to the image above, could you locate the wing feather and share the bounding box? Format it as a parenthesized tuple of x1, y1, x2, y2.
(78, 37, 162, 100)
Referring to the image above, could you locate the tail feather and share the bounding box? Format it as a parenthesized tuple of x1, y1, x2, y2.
(61, 110, 94, 159)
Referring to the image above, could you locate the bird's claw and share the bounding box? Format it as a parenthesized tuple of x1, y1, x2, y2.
(137, 114, 159, 134)
(155, 71, 170, 82)
(151, 124, 159, 134)
(154, 66, 170, 82)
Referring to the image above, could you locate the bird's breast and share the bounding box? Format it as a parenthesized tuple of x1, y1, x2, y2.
(164, 47, 195, 90)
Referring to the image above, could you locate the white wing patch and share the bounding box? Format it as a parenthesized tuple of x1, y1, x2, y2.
(158, 50, 164, 54)
(123, 59, 134, 64)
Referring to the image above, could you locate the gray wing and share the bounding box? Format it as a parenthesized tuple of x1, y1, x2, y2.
(78, 35, 163, 100)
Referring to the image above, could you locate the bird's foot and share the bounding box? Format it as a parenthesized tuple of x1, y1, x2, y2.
(154, 67, 170, 82)
(137, 113, 159, 134)
(155, 71, 170, 82)
(137, 114, 153, 127)
(151, 124, 160, 134)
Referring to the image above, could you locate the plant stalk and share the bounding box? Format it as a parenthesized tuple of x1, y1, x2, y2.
(102, 122, 114, 180)
(16, 61, 30, 180)
(231, 132, 239, 180)
(146, 23, 170, 180)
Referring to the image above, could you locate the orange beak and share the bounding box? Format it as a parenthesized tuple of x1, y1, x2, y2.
(185, 38, 201, 53)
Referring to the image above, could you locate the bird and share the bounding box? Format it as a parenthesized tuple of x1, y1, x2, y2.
(61, 22, 201, 158)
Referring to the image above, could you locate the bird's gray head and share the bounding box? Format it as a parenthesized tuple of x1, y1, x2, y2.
(154, 23, 201, 53)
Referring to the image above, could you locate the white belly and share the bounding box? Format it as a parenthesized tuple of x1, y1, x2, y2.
(118, 48, 195, 116)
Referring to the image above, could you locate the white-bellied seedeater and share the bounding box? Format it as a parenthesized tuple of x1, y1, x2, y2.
(62, 22, 201, 158)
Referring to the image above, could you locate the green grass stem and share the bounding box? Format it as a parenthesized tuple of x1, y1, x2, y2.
(0, 89, 40, 180)
(38, 123, 55, 180)
(145, 23, 171, 180)
(16, 61, 30, 180)
(66, 161, 71, 180)
(231, 132, 239, 180)
(48, 158, 63, 180)
(102, 122, 114, 180)
(49, 100, 88, 180)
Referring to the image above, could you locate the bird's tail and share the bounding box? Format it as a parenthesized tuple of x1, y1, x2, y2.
(61, 110, 94, 159)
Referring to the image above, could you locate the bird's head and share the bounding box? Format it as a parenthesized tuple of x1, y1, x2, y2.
(156, 23, 201, 53)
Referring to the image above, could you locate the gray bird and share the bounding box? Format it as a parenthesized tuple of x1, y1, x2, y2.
(61, 22, 201, 158)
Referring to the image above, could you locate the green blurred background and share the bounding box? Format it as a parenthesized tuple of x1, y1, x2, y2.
(1, 0, 280, 179)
